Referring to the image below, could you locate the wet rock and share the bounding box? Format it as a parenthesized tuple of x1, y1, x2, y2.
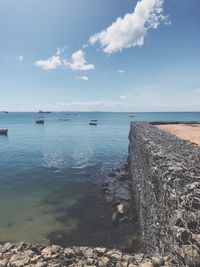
(109, 172, 117, 177)
(112, 212, 119, 225)
(116, 203, 128, 217)
(119, 173, 129, 182)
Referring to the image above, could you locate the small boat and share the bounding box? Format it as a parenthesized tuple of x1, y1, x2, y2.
(91, 120, 98, 122)
(129, 115, 135, 117)
(89, 121, 97, 126)
(0, 129, 8, 135)
(36, 119, 44, 124)
(38, 111, 51, 114)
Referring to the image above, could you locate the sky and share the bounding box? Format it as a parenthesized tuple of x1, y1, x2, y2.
(0, 0, 200, 112)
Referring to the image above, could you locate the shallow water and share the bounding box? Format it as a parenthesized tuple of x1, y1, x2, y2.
(0, 112, 199, 249)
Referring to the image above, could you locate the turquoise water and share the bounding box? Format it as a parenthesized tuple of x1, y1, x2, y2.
(0, 112, 199, 248)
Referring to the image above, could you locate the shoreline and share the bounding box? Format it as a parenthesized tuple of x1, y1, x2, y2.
(157, 123, 200, 146)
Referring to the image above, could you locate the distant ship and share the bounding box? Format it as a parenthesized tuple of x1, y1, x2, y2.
(0, 129, 8, 135)
(38, 111, 51, 114)
(129, 115, 135, 117)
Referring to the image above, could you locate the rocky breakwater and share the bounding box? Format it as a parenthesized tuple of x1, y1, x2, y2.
(0, 242, 171, 267)
(128, 122, 200, 266)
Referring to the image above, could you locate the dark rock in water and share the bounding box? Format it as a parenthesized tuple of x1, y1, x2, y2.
(112, 212, 119, 225)
(116, 203, 128, 217)
(101, 163, 133, 228)
(109, 172, 117, 177)
(118, 173, 129, 181)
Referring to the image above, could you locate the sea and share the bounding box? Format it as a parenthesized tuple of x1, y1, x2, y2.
(0, 112, 199, 249)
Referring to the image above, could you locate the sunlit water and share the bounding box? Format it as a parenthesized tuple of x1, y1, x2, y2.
(0, 112, 199, 249)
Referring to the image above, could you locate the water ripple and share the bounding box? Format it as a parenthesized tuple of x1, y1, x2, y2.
(41, 153, 66, 172)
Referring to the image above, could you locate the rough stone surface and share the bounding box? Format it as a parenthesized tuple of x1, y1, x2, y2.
(128, 121, 200, 266)
(0, 243, 166, 267)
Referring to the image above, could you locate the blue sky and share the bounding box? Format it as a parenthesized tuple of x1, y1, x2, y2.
(0, 0, 200, 111)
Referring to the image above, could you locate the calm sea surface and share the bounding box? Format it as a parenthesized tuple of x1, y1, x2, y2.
(0, 112, 199, 248)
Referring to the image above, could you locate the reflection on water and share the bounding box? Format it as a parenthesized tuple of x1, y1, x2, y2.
(72, 149, 93, 169)
(41, 153, 66, 171)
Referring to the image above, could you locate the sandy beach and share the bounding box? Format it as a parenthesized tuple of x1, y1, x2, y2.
(157, 124, 200, 146)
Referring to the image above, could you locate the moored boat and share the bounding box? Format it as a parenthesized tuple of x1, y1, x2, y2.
(0, 129, 8, 135)
(89, 121, 97, 126)
(38, 111, 51, 114)
(91, 120, 98, 122)
(36, 119, 44, 124)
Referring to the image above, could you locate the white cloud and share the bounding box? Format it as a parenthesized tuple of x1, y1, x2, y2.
(64, 50, 94, 71)
(56, 46, 67, 55)
(35, 55, 62, 70)
(18, 55, 23, 61)
(89, 0, 169, 53)
(35, 47, 94, 72)
(120, 95, 126, 99)
(118, 70, 125, 73)
(76, 76, 89, 81)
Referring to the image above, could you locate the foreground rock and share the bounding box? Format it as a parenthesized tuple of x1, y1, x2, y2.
(0, 242, 171, 267)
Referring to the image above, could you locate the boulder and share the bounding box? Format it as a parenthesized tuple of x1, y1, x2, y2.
(98, 257, 110, 267)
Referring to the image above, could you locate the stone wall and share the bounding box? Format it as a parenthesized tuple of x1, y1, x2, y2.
(128, 122, 200, 266)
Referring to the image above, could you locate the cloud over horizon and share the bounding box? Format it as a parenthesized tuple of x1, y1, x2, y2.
(89, 0, 170, 53)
